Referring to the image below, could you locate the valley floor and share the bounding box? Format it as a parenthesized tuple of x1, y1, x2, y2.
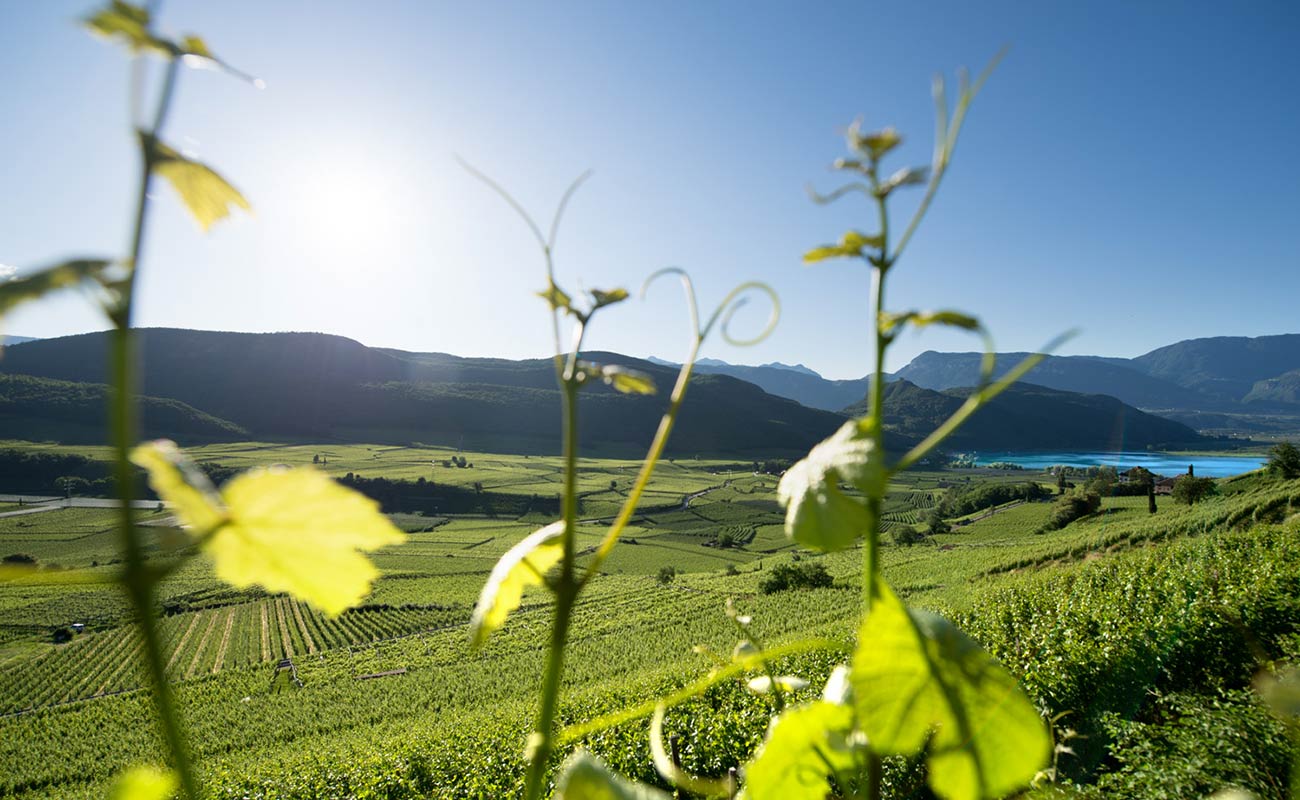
(1, 443, 1297, 798)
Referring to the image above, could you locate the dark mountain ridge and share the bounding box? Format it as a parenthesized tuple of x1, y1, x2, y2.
(844, 379, 1203, 451)
(0, 330, 846, 456)
(893, 333, 1300, 419)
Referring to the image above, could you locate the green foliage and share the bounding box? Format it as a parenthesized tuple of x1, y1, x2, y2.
(939, 480, 1049, 518)
(758, 562, 833, 594)
(1268, 441, 1300, 480)
(1088, 690, 1292, 800)
(150, 140, 251, 232)
(1171, 475, 1217, 505)
(469, 522, 563, 648)
(1039, 491, 1102, 533)
(776, 420, 880, 552)
(853, 581, 1049, 800)
(0, 259, 112, 320)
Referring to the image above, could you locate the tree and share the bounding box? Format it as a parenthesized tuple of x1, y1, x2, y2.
(1056, 469, 1066, 496)
(1147, 481, 1157, 514)
(1267, 441, 1300, 479)
(1171, 475, 1216, 505)
(926, 508, 951, 535)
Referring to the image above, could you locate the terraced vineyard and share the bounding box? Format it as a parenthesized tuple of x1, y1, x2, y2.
(1, 441, 1296, 798)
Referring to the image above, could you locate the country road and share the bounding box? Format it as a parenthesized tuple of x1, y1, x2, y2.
(0, 495, 165, 519)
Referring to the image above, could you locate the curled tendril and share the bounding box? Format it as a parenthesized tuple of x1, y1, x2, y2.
(641, 268, 779, 350)
(707, 281, 780, 347)
(641, 267, 701, 348)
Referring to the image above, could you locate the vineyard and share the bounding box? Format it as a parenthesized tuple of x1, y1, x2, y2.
(0, 441, 1297, 798)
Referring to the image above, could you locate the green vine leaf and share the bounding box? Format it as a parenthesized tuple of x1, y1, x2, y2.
(881, 309, 981, 338)
(803, 231, 884, 264)
(600, 365, 656, 395)
(150, 139, 251, 231)
(590, 287, 629, 310)
(180, 35, 214, 60)
(0, 258, 112, 320)
(876, 166, 929, 197)
(469, 521, 564, 648)
(851, 580, 1050, 800)
(777, 420, 882, 551)
(83, 1, 171, 55)
(554, 750, 669, 799)
(131, 440, 405, 616)
(108, 765, 177, 800)
(537, 282, 574, 313)
(742, 702, 857, 800)
(846, 121, 902, 160)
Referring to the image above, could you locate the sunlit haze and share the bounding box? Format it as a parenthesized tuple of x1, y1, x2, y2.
(4, 1, 1298, 377)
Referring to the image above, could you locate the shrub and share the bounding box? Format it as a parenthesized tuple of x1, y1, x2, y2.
(1039, 491, 1102, 532)
(758, 562, 833, 594)
(655, 566, 677, 584)
(891, 525, 924, 546)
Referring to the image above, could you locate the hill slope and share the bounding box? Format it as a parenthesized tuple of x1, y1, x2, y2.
(1132, 333, 1300, 403)
(844, 379, 1203, 450)
(894, 351, 1203, 410)
(0, 330, 846, 455)
(0, 373, 247, 443)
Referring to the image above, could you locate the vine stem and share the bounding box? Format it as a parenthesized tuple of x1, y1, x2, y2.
(111, 47, 202, 800)
(523, 373, 582, 800)
(857, 174, 893, 800)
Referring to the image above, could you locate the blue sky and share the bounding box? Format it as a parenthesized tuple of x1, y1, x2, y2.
(3, 1, 1298, 378)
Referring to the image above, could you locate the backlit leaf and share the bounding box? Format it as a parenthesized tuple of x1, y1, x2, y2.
(554, 750, 669, 800)
(214, 469, 405, 616)
(778, 420, 882, 551)
(130, 440, 225, 534)
(847, 121, 902, 160)
(84, 1, 171, 55)
(877, 166, 929, 197)
(0, 258, 112, 320)
(590, 287, 629, 309)
(881, 309, 981, 338)
(150, 139, 251, 231)
(537, 282, 573, 312)
(108, 765, 177, 800)
(803, 230, 884, 264)
(601, 365, 656, 395)
(470, 521, 564, 647)
(851, 580, 1050, 800)
(180, 35, 213, 59)
(743, 702, 856, 800)
(133, 441, 405, 616)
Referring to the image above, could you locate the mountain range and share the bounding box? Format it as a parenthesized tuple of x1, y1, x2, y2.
(659, 334, 1300, 435)
(0, 328, 1214, 455)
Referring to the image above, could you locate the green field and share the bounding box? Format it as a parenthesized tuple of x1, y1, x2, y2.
(1, 441, 1297, 798)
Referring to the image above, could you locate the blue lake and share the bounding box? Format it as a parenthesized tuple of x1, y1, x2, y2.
(972, 451, 1265, 478)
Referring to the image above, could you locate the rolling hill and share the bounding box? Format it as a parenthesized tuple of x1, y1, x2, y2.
(0, 330, 847, 456)
(0, 373, 246, 443)
(843, 379, 1204, 451)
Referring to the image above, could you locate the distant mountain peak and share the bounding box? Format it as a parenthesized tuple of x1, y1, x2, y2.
(759, 361, 821, 378)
